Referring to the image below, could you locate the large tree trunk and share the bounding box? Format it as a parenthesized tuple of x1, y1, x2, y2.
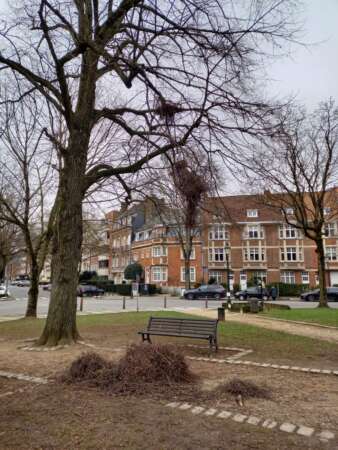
(184, 257, 191, 290)
(25, 262, 39, 317)
(37, 151, 85, 346)
(316, 238, 328, 308)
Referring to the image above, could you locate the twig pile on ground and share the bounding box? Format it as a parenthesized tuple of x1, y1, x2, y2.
(61, 344, 195, 395)
(217, 378, 271, 400)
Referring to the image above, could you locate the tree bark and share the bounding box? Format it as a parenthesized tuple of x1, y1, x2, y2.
(184, 257, 191, 290)
(25, 262, 39, 317)
(37, 149, 86, 346)
(316, 238, 328, 308)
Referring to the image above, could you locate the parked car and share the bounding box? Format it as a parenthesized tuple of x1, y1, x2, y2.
(43, 284, 52, 291)
(16, 280, 31, 287)
(234, 286, 270, 301)
(0, 285, 9, 297)
(183, 284, 226, 300)
(300, 287, 338, 302)
(77, 285, 105, 297)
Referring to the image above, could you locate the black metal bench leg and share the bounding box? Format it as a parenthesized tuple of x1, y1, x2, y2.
(214, 338, 218, 352)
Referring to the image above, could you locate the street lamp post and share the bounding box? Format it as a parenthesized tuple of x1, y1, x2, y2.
(225, 251, 230, 298)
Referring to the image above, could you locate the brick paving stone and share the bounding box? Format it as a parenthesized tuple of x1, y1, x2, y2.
(321, 370, 332, 374)
(217, 410, 233, 419)
(262, 419, 277, 429)
(280, 423, 296, 433)
(318, 431, 335, 441)
(179, 403, 192, 410)
(191, 406, 205, 415)
(280, 365, 290, 369)
(204, 408, 218, 416)
(232, 414, 247, 423)
(297, 426, 314, 437)
(166, 402, 180, 408)
(247, 416, 261, 426)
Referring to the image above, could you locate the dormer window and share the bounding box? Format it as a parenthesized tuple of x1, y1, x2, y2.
(324, 207, 331, 215)
(247, 209, 258, 218)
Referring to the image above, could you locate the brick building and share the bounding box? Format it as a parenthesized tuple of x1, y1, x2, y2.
(104, 194, 338, 289)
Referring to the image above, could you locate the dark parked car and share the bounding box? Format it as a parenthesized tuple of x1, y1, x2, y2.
(183, 284, 226, 300)
(234, 286, 269, 301)
(300, 287, 338, 302)
(77, 285, 105, 297)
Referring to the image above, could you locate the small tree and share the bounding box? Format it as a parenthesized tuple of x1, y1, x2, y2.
(246, 101, 338, 307)
(124, 262, 143, 282)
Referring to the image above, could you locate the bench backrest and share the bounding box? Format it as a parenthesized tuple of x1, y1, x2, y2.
(147, 317, 218, 337)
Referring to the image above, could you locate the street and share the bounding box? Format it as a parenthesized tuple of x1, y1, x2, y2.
(0, 286, 338, 318)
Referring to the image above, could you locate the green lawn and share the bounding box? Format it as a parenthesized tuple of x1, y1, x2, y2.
(261, 308, 338, 327)
(1, 310, 338, 365)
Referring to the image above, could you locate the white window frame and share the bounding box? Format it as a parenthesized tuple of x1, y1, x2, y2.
(279, 224, 301, 239)
(208, 247, 226, 262)
(325, 246, 337, 261)
(181, 266, 196, 282)
(247, 209, 258, 218)
(324, 207, 331, 215)
(285, 207, 294, 215)
(280, 271, 295, 284)
(180, 247, 196, 260)
(244, 247, 265, 261)
(280, 246, 303, 262)
(152, 246, 167, 257)
(324, 223, 336, 237)
(301, 271, 309, 284)
(209, 225, 229, 240)
(152, 266, 167, 282)
(208, 270, 223, 284)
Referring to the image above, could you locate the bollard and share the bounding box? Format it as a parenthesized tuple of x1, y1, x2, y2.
(123, 296, 126, 310)
(80, 296, 83, 312)
(136, 295, 139, 312)
(218, 307, 225, 321)
(164, 295, 167, 309)
(205, 298, 208, 309)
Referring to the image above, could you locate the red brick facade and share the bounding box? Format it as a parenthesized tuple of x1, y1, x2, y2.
(105, 195, 338, 288)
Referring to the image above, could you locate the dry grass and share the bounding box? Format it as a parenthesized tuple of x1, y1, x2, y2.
(215, 377, 271, 400)
(61, 344, 195, 395)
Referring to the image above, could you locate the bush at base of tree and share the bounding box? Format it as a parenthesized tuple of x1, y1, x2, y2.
(124, 262, 143, 281)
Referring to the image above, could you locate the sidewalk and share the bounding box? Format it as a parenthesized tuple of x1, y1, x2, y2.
(188, 308, 338, 344)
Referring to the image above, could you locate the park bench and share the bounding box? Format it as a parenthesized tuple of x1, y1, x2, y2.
(138, 316, 219, 350)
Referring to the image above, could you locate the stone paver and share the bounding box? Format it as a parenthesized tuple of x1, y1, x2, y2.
(280, 423, 296, 433)
(297, 426, 314, 437)
(191, 406, 205, 415)
(318, 431, 335, 441)
(179, 403, 192, 410)
(247, 416, 261, 426)
(262, 419, 277, 429)
(217, 410, 232, 419)
(166, 402, 180, 408)
(232, 413, 247, 423)
(204, 408, 217, 416)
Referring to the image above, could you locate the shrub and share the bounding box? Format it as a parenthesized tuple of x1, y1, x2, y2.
(124, 262, 143, 281)
(65, 352, 109, 382)
(116, 284, 132, 296)
(79, 271, 98, 282)
(208, 277, 217, 285)
(219, 378, 271, 399)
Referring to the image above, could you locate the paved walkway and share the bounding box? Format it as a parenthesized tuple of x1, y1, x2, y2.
(188, 308, 338, 344)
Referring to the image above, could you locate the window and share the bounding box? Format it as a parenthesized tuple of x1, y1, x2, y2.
(244, 247, 265, 261)
(152, 246, 167, 257)
(112, 257, 119, 268)
(208, 247, 227, 262)
(285, 208, 294, 215)
(135, 231, 144, 241)
(247, 209, 258, 218)
(326, 247, 337, 261)
(208, 270, 223, 284)
(279, 224, 301, 239)
(280, 247, 303, 261)
(98, 260, 109, 268)
(181, 266, 196, 282)
(280, 271, 295, 284)
(180, 247, 196, 260)
(209, 225, 229, 240)
(245, 224, 264, 239)
(324, 207, 331, 215)
(324, 223, 336, 237)
(152, 266, 167, 282)
(301, 272, 309, 284)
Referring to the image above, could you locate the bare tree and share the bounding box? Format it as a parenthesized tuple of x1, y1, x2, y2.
(0, 90, 58, 316)
(0, 0, 300, 345)
(245, 101, 338, 307)
(0, 220, 21, 281)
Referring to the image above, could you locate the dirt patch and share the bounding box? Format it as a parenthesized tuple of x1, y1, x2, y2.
(0, 382, 334, 450)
